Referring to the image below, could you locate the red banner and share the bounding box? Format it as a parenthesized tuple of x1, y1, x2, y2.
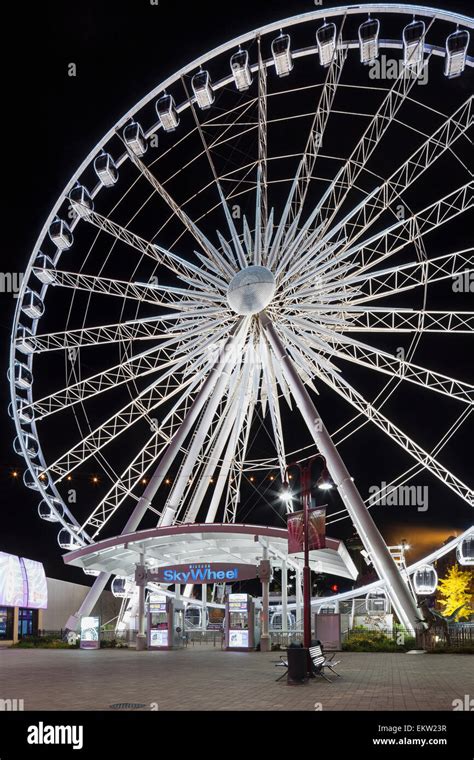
(287, 507, 326, 554)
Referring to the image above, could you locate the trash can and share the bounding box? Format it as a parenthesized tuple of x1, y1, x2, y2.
(287, 646, 309, 685)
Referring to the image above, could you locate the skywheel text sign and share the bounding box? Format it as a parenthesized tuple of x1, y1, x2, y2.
(150, 563, 258, 585)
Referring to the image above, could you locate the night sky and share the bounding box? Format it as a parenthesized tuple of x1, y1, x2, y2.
(1, 0, 472, 587)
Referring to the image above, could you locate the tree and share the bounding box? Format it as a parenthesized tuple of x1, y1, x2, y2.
(437, 564, 473, 621)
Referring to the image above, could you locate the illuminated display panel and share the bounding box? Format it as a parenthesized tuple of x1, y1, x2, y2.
(229, 630, 249, 648)
(22, 558, 48, 609)
(150, 629, 168, 647)
(80, 616, 100, 649)
(229, 593, 247, 612)
(0, 552, 48, 609)
(0, 552, 26, 607)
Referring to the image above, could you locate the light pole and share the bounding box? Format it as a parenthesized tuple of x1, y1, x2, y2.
(282, 456, 332, 650)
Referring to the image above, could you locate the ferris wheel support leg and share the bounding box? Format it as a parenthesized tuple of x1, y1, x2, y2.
(260, 312, 425, 635)
(65, 323, 245, 631)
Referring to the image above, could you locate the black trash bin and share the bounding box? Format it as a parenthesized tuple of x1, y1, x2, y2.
(287, 646, 309, 685)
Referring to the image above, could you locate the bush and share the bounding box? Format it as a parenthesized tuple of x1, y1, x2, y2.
(343, 632, 416, 652)
(13, 636, 71, 649)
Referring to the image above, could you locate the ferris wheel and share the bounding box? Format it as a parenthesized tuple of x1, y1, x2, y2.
(9, 4, 474, 632)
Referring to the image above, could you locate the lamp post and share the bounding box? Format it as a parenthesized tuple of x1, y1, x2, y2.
(282, 455, 332, 650)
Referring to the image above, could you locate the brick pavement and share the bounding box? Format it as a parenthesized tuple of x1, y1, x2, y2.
(0, 648, 472, 711)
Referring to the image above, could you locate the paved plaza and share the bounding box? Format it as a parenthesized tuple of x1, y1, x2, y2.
(1, 647, 472, 711)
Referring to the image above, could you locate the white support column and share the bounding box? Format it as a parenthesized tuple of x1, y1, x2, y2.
(281, 560, 288, 637)
(260, 312, 423, 635)
(65, 325, 243, 631)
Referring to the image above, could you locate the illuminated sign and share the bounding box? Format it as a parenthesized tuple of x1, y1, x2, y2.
(0, 552, 48, 609)
(80, 616, 100, 649)
(150, 629, 168, 647)
(148, 593, 167, 613)
(151, 563, 258, 585)
(229, 630, 249, 648)
(229, 593, 248, 612)
(22, 558, 48, 609)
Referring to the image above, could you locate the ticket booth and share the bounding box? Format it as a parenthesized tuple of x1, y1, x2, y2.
(147, 593, 185, 650)
(224, 593, 260, 651)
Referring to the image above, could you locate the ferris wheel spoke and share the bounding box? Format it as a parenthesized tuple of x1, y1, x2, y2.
(77, 207, 207, 282)
(335, 181, 474, 276)
(27, 327, 226, 420)
(260, 335, 287, 479)
(223, 366, 257, 524)
(266, 35, 348, 271)
(334, 307, 474, 333)
(122, 145, 242, 273)
(340, 248, 474, 306)
(35, 267, 225, 308)
(256, 36, 268, 252)
(182, 352, 255, 524)
(176, 362, 245, 524)
(282, 181, 473, 294)
(314, 365, 474, 506)
(276, 52, 434, 277)
(43, 330, 223, 478)
(80, 380, 203, 536)
(293, 322, 474, 405)
(47, 365, 206, 480)
(310, 95, 473, 261)
(22, 315, 221, 354)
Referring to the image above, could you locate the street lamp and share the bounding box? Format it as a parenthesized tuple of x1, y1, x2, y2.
(282, 455, 333, 652)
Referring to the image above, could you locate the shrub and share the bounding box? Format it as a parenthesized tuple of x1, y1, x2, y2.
(343, 631, 416, 652)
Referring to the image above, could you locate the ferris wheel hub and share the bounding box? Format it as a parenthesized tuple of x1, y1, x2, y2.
(227, 265, 276, 315)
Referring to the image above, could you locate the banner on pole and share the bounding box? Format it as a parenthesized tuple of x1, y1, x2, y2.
(287, 507, 326, 554)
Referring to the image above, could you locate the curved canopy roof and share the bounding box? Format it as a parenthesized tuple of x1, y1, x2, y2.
(63, 523, 358, 580)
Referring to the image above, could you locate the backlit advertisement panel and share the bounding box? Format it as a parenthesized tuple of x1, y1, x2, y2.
(0, 552, 26, 607)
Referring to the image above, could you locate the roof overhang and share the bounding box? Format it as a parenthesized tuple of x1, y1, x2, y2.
(63, 523, 358, 581)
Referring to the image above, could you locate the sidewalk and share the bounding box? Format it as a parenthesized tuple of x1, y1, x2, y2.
(0, 649, 472, 711)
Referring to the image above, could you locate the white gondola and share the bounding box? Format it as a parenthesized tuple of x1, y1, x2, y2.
(403, 20, 426, 68)
(68, 184, 94, 217)
(230, 49, 252, 91)
(359, 18, 380, 64)
(366, 588, 388, 614)
(57, 528, 81, 551)
(316, 22, 337, 67)
(191, 70, 215, 110)
(413, 564, 438, 595)
(34, 253, 56, 285)
(16, 324, 35, 355)
(272, 33, 293, 77)
(94, 152, 118, 187)
(156, 94, 180, 132)
(269, 611, 295, 630)
(49, 218, 73, 250)
(457, 531, 474, 566)
(23, 466, 49, 490)
(14, 360, 33, 390)
(21, 289, 44, 320)
(111, 576, 133, 598)
(14, 433, 39, 458)
(445, 30, 470, 79)
(38, 498, 64, 523)
(123, 120, 148, 156)
(11, 400, 32, 424)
